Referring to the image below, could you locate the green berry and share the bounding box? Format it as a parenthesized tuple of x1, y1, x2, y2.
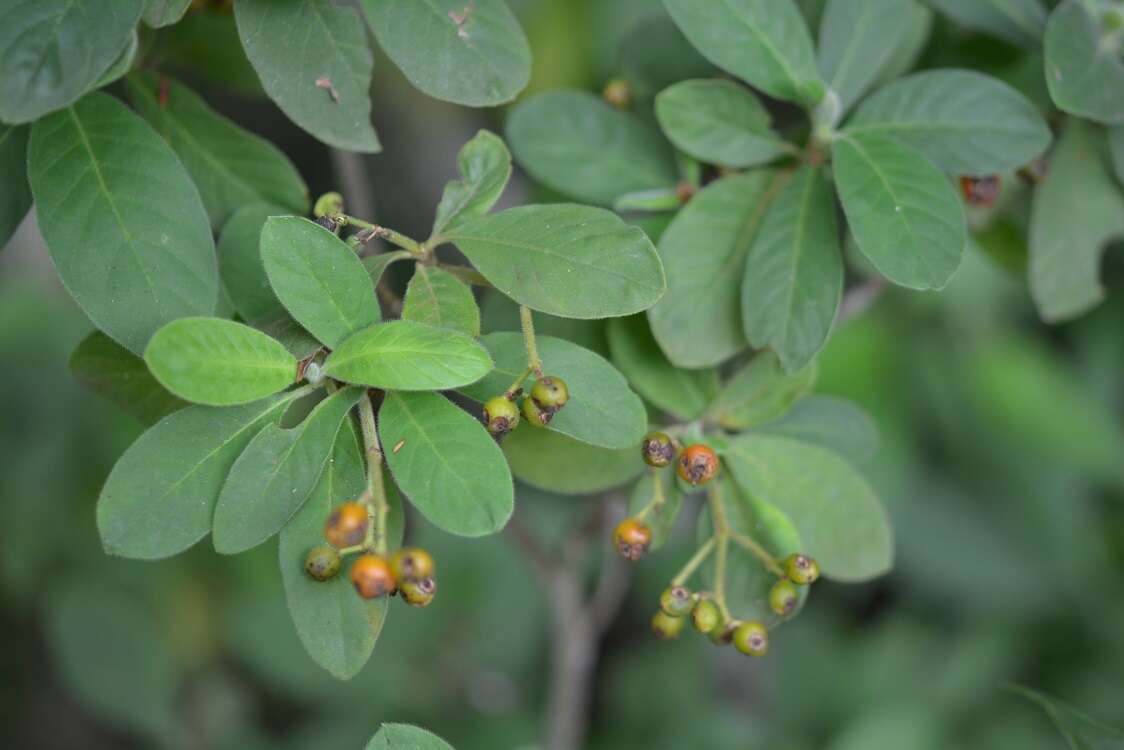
(651, 610, 686, 640)
(769, 579, 800, 617)
(659, 586, 694, 617)
(521, 396, 553, 427)
(709, 618, 735, 646)
(732, 620, 769, 657)
(783, 553, 820, 585)
(641, 431, 677, 468)
(483, 396, 519, 436)
(691, 598, 721, 634)
(531, 376, 569, 411)
(398, 576, 437, 608)
(313, 191, 343, 218)
(304, 545, 341, 581)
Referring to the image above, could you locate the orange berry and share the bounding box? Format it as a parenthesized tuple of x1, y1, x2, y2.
(324, 501, 369, 548)
(613, 518, 653, 561)
(349, 554, 396, 599)
(677, 444, 719, 486)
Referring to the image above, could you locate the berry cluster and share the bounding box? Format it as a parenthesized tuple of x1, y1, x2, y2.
(483, 374, 570, 438)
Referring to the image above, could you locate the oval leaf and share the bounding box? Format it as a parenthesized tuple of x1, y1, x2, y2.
(366, 724, 455, 750)
(756, 394, 880, 465)
(445, 204, 666, 320)
(926, 0, 1046, 49)
(502, 426, 644, 495)
(432, 129, 512, 235)
(705, 351, 817, 430)
(402, 265, 481, 337)
(1045, 0, 1124, 124)
(28, 93, 218, 355)
(325, 320, 492, 390)
(379, 391, 513, 537)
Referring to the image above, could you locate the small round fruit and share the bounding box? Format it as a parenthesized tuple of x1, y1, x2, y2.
(677, 444, 720, 486)
(313, 191, 343, 218)
(390, 546, 435, 582)
(612, 518, 652, 561)
(399, 576, 437, 608)
(651, 610, 686, 640)
(732, 620, 769, 657)
(769, 579, 800, 616)
(350, 554, 396, 599)
(531, 376, 569, 411)
(304, 545, 341, 581)
(959, 175, 1001, 207)
(659, 586, 694, 617)
(483, 396, 519, 436)
(324, 501, 369, 548)
(521, 397, 553, 427)
(709, 619, 735, 646)
(691, 598, 721, 634)
(784, 553, 820, 585)
(641, 431, 677, 468)
(602, 78, 632, 109)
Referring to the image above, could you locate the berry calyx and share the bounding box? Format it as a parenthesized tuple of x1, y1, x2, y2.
(602, 78, 632, 109)
(304, 545, 341, 581)
(530, 376, 569, 411)
(651, 610, 686, 640)
(390, 546, 435, 582)
(783, 553, 820, 585)
(769, 579, 800, 617)
(521, 396, 553, 427)
(732, 620, 769, 657)
(350, 554, 396, 599)
(612, 518, 652, 561)
(483, 395, 519, 437)
(324, 501, 369, 548)
(659, 586, 694, 617)
(641, 431, 677, 468)
(959, 175, 1001, 207)
(399, 576, 437, 608)
(677, 444, 719, 486)
(691, 598, 721, 634)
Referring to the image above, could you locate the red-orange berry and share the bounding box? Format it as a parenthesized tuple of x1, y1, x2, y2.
(959, 175, 1001, 207)
(389, 547, 436, 582)
(612, 518, 653, 561)
(324, 501, 369, 548)
(350, 554, 396, 599)
(677, 444, 719, 486)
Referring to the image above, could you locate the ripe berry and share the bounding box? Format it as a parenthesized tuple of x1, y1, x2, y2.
(483, 395, 519, 437)
(651, 610, 686, 640)
(677, 444, 719, 486)
(390, 546, 435, 582)
(324, 501, 369, 548)
(641, 431, 677, 468)
(959, 175, 1001, 207)
(304, 545, 341, 581)
(398, 576, 437, 608)
(691, 598, 721, 634)
(350, 554, 396, 599)
(659, 586, 694, 617)
(530, 376, 569, 411)
(783, 553, 820, 585)
(732, 620, 769, 657)
(521, 396, 553, 427)
(612, 518, 652, 561)
(602, 78, 632, 109)
(769, 579, 800, 616)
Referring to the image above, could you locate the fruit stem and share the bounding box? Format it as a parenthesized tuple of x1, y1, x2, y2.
(340, 214, 423, 257)
(728, 530, 786, 578)
(635, 469, 666, 522)
(670, 536, 715, 587)
(519, 305, 544, 378)
(357, 392, 390, 556)
(707, 485, 732, 620)
(504, 366, 534, 399)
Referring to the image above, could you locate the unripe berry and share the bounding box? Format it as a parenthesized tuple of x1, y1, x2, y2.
(398, 576, 437, 608)
(677, 443, 719, 486)
(641, 431, 677, 468)
(324, 501, 369, 548)
(350, 554, 396, 599)
(651, 610, 686, 640)
(959, 175, 1001, 207)
(390, 546, 435, 582)
(732, 620, 769, 657)
(602, 78, 632, 109)
(659, 586, 694, 617)
(783, 553, 820, 585)
(709, 618, 735, 646)
(531, 376, 569, 411)
(483, 395, 519, 437)
(313, 191, 343, 218)
(304, 545, 341, 581)
(769, 579, 800, 616)
(612, 518, 652, 561)
(521, 396, 553, 427)
(691, 598, 721, 634)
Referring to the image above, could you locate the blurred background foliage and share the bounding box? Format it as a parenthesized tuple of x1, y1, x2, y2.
(2, 0, 1123, 748)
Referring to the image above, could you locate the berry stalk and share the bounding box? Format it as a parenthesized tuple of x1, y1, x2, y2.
(519, 304, 544, 378)
(357, 392, 391, 556)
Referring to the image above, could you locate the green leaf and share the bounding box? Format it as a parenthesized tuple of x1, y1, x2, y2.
(846, 70, 1052, 174)
(817, 0, 933, 114)
(432, 130, 511, 235)
(606, 315, 719, 420)
(127, 72, 308, 227)
(98, 391, 302, 559)
(648, 171, 782, 368)
(705, 351, 817, 429)
(925, 0, 1046, 48)
(379, 391, 513, 537)
(234, 0, 379, 152)
(143, 0, 191, 28)
(445, 204, 665, 319)
(93, 30, 138, 89)
(402, 265, 481, 337)
(1110, 125, 1124, 185)
(360, 0, 529, 107)
(366, 723, 455, 750)
(663, 0, 824, 105)
(217, 203, 287, 322)
(70, 331, 186, 426)
(724, 433, 893, 582)
(506, 90, 678, 206)
(655, 79, 792, 169)
(756, 394, 879, 464)
(627, 471, 684, 551)
(144, 318, 296, 406)
(0, 125, 31, 249)
(618, 13, 717, 99)
(364, 250, 414, 288)
(502, 426, 644, 495)
(28, 93, 217, 355)
(261, 216, 380, 348)
(324, 320, 492, 391)
(1008, 685, 1124, 750)
(0, 0, 144, 123)
(1044, 0, 1124, 124)
(213, 387, 364, 554)
(1029, 120, 1124, 322)
(460, 332, 648, 450)
(833, 133, 966, 290)
(742, 165, 842, 373)
(480, 290, 610, 356)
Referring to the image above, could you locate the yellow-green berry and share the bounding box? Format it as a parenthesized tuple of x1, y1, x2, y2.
(483, 395, 519, 437)
(732, 620, 769, 657)
(691, 598, 721, 634)
(651, 610, 686, 639)
(531, 376, 569, 411)
(304, 545, 341, 581)
(769, 579, 800, 616)
(641, 431, 677, 468)
(783, 553, 820, 585)
(399, 576, 437, 608)
(659, 586, 693, 617)
(521, 396, 552, 427)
